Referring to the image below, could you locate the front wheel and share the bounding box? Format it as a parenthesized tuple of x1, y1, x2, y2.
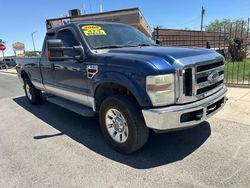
(24, 78, 42, 105)
(99, 95, 149, 154)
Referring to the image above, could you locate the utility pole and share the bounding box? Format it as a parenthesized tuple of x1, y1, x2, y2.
(200, 6, 205, 31)
(31, 31, 38, 52)
(247, 18, 250, 38)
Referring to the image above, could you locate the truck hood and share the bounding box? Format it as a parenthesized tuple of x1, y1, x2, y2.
(108, 46, 223, 73)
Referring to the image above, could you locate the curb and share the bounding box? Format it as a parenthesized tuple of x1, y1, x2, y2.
(0, 70, 17, 75)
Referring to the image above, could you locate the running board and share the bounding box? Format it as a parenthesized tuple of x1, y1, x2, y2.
(46, 96, 97, 117)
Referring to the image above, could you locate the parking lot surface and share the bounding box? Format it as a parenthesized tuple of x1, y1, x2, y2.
(0, 73, 249, 188)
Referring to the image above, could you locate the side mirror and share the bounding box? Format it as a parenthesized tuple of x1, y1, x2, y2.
(156, 39, 162, 46)
(47, 39, 84, 62)
(47, 39, 64, 60)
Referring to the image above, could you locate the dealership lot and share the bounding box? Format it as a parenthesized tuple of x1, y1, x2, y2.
(0, 73, 249, 188)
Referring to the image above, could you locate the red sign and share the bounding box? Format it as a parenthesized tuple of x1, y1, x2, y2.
(0, 44, 6, 51)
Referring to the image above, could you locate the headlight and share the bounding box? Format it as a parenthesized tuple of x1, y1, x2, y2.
(146, 74, 175, 106)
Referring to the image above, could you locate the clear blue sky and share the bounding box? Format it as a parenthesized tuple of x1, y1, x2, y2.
(1, 0, 250, 56)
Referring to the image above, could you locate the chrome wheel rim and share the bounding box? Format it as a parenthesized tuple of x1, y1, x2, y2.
(26, 84, 32, 100)
(105, 108, 129, 144)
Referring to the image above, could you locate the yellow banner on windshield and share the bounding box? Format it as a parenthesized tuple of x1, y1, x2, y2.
(81, 25, 107, 36)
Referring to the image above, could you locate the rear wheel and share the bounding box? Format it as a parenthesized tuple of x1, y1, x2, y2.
(99, 95, 149, 154)
(24, 78, 42, 105)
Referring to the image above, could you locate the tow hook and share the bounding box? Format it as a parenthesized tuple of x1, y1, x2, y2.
(194, 110, 203, 120)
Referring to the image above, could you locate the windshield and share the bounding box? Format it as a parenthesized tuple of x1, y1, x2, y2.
(79, 23, 155, 49)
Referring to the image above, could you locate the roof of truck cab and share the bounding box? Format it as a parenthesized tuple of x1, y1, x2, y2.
(46, 21, 129, 33)
(74, 21, 128, 25)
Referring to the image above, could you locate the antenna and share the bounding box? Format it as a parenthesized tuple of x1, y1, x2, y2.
(100, 3, 103, 13)
(83, 4, 86, 14)
(82, 0, 86, 14)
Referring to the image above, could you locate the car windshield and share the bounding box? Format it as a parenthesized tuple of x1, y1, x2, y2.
(79, 23, 155, 49)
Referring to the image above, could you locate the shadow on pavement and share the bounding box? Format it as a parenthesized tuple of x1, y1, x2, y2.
(13, 96, 211, 169)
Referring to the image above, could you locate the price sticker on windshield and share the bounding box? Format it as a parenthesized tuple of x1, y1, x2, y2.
(81, 25, 107, 36)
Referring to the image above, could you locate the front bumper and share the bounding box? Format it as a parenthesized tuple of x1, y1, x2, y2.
(142, 86, 227, 132)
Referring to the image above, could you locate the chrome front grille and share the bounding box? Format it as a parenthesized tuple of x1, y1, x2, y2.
(195, 61, 224, 97)
(177, 59, 225, 104)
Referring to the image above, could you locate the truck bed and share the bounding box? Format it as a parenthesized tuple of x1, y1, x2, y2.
(15, 57, 43, 90)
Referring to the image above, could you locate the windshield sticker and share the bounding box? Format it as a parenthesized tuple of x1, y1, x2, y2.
(81, 25, 107, 36)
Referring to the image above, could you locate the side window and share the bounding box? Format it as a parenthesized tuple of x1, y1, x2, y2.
(56, 29, 80, 57)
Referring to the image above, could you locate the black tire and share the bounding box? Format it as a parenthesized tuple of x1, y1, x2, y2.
(24, 78, 42, 105)
(99, 95, 149, 154)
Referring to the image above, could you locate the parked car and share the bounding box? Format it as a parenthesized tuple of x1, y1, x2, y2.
(16, 22, 227, 154)
(3, 58, 16, 67)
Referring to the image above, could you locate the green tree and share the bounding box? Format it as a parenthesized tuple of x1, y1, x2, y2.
(24, 51, 37, 57)
(206, 19, 248, 33)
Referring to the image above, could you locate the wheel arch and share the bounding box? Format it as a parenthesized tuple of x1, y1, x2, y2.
(92, 72, 152, 112)
(20, 69, 30, 80)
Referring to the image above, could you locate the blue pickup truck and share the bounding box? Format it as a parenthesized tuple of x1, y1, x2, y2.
(16, 22, 227, 154)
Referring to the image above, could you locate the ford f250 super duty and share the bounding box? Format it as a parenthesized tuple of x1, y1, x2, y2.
(16, 22, 227, 154)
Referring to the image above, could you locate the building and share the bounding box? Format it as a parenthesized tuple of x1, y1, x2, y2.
(46, 8, 152, 37)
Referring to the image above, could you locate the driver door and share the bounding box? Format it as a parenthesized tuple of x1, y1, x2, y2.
(52, 28, 90, 106)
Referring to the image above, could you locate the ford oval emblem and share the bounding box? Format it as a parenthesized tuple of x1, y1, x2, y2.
(208, 70, 219, 82)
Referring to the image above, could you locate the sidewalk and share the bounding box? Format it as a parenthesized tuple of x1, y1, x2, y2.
(0, 68, 17, 75)
(214, 87, 250, 125)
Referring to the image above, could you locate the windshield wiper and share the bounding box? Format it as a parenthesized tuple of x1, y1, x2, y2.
(126, 43, 156, 47)
(94, 43, 156, 50)
(135, 43, 151, 46)
(94, 45, 125, 50)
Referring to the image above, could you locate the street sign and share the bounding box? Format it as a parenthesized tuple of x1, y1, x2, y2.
(0, 43, 7, 70)
(12, 42, 25, 51)
(0, 44, 6, 51)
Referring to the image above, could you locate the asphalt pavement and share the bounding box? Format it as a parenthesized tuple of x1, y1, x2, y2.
(0, 73, 249, 188)
(0, 73, 23, 99)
